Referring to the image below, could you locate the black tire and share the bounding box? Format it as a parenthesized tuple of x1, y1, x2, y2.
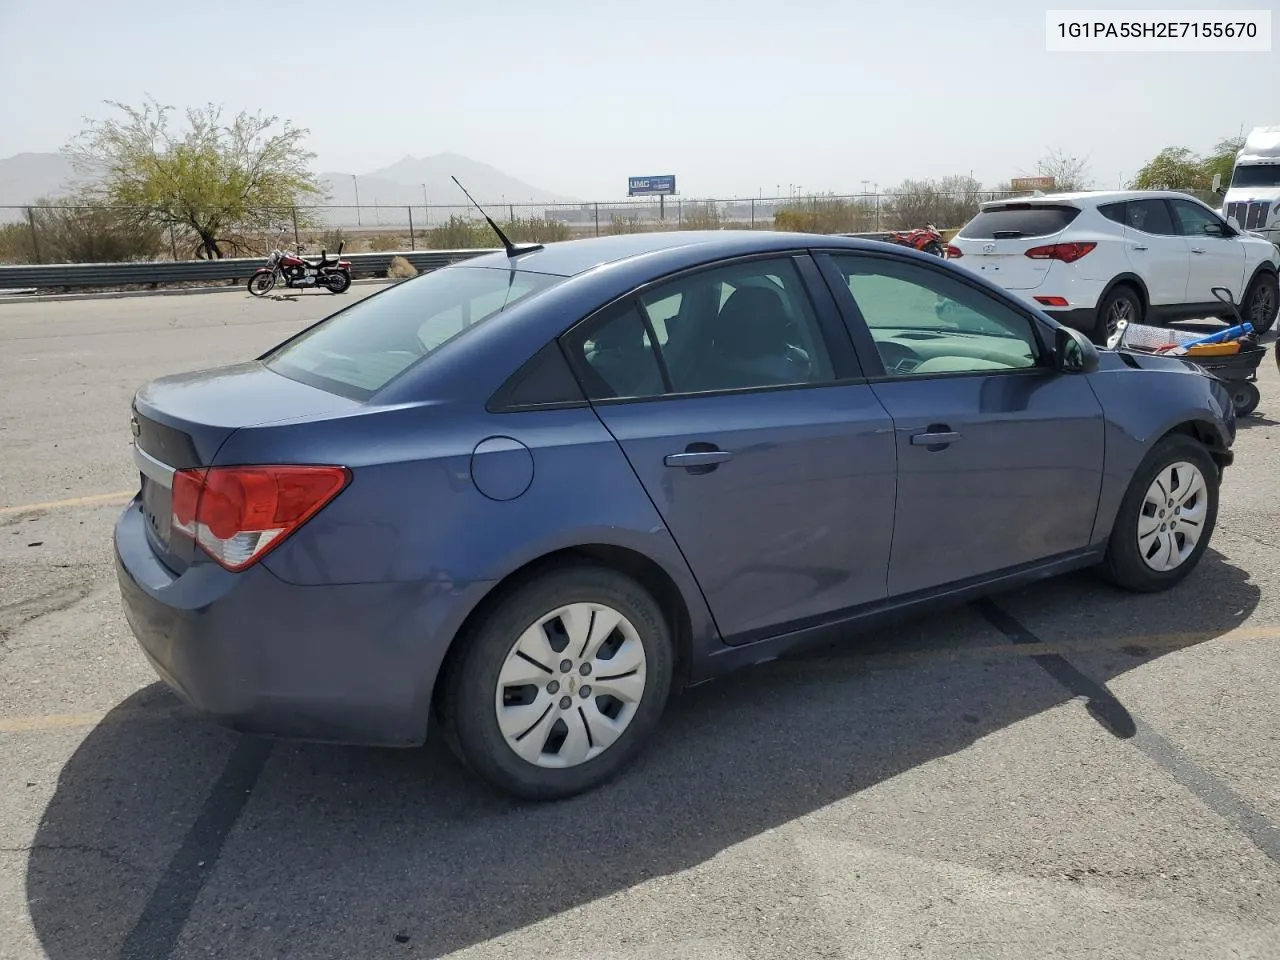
(923, 240, 944, 257)
(1241, 271, 1278, 335)
(247, 270, 275, 297)
(1228, 379, 1261, 418)
(325, 270, 351, 294)
(441, 565, 674, 801)
(1094, 284, 1143, 345)
(1097, 434, 1219, 593)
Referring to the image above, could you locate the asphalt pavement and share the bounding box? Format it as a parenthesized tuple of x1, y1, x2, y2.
(1, 288, 1278, 960)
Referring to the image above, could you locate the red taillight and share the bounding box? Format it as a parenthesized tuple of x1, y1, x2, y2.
(945, 244, 963, 258)
(1034, 296, 1070, 307)
(170, 465, 350, 571)
(1025, 242, 1096, 263)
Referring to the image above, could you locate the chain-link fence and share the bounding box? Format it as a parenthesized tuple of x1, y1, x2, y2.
(0, 190, 1029, 265)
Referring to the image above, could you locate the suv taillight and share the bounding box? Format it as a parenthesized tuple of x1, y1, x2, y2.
(1025, 242, 1096, 263)
(172, 465, 350, 571)
(945, 244, 963, 258)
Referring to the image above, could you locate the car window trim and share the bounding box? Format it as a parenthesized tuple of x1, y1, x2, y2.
(557, 250, 868, 406)
(811, 248, 1056, 381)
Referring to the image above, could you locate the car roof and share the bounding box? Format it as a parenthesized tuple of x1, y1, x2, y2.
(982, 189, 1207, 209)
(456, 230, 888, 277)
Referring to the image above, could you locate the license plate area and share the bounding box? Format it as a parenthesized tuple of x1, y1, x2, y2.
(141, 474, 172, 546)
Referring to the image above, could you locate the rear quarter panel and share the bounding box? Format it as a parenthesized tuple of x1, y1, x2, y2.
(1086, 353, 1233, 546)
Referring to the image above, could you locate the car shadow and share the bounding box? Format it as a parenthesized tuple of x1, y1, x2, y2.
(27, 551, 1261, 959)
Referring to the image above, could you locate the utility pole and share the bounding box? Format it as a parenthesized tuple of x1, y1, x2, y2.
(352, 174, 362, 227)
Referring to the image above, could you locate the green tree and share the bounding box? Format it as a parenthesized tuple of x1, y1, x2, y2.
(66, 98, 322, 259)
(1129, 146, 1211, 191)
(1204, 135, 1246, 187)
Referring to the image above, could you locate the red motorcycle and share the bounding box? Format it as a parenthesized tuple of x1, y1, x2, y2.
(884, 223, 945, 257)
(248, 238, 352, 297)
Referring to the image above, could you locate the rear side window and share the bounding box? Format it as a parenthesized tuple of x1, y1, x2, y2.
(264, 266, 562, 400)
(1098, 202, 1128, 225)
(958, 205, 1080, 239)
(1123, 199, 1177, 236)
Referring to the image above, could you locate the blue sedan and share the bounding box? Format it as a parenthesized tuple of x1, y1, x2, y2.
(115, 230, 1236, 799)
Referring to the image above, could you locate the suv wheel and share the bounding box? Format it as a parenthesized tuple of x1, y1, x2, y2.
(1242, 271, 1277, 334)
(1095, 285, 1142, 345)
(442, 565, 674, 801)
(1097, 434, 1219, 592)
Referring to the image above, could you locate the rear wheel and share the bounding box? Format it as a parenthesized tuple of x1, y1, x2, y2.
(1241, 271, 1277, 334)
(1097, 434, 1219, 592)
(325, 270, 351, 294)
(923, 240, 944, 257)
(442, 565, 674, 801)
(1094, 285, 1142, 345)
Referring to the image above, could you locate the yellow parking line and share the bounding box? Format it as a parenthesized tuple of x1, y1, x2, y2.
(0, 490, 134, 516)
(0, 706, 181, 734)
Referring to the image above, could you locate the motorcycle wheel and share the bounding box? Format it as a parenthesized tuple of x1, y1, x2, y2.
(924, 240, 944, 257)
(248, 270, 276, 297)
(326, 270, 352, 294)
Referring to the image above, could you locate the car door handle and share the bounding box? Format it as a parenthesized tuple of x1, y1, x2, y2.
(664, 450, 733, 468)
(1130, 244, 1148, 251)
(1191, 247, 1205, 255)
(910, 431, 962, 448)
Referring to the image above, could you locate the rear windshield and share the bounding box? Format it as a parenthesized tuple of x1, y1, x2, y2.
(264, 265, 563, 399)
(1230, 164, 1280, 188)
(958, 204, 1080, 239)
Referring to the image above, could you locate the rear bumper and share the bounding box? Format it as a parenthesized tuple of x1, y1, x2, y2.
(114, 498, 486, 747)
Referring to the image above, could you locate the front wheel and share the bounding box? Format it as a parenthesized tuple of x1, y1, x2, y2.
(442, 565, 674, 801)
(325, 270, 351, 294)
(247, 270, 276, 297)
(1241, 271, 1277, 334)
(923, 239, 944, 257)
(1097, 434, 1219, 593)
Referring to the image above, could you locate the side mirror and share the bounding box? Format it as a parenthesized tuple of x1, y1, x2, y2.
(1226, 214, 1243, 231)
(1056, 325, 1099, 373)
(1211, 173, 1223, 194)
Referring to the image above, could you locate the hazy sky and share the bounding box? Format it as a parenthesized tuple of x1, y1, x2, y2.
(0, 0, 1275, 200)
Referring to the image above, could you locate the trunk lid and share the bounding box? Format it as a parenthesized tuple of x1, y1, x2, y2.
(950, 202, 1082, 290)
(131, 361, 359, 571)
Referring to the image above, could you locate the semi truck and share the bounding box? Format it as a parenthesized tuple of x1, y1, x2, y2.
(1220, 126, 1280, 246)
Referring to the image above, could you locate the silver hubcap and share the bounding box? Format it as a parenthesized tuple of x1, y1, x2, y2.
(495, 602, 647, 769)
(1138, 461, 1207, 572)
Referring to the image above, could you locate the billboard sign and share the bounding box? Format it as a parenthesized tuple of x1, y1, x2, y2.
(1010, 176, 1056, 191)
(628, 175, 676, 197)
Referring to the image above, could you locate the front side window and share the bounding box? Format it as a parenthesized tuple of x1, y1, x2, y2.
(828, 254, 1040, 377)
(1169, 198, 1226, 237)
(265, 265, 563, 399)
(565, 256, 837, 399)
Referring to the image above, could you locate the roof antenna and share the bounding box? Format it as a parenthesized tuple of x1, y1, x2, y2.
(451, 176, 543, 257)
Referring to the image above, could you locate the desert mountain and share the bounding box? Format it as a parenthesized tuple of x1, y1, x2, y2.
(319, 153, 577, 211)
(0, 152, 97, 206)
(0, 151, 574, 213)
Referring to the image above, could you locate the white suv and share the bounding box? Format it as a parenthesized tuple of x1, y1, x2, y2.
(947, 190, 1280, 343)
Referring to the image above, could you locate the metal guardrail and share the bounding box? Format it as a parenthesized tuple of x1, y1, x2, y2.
(0, 249, 498, 290)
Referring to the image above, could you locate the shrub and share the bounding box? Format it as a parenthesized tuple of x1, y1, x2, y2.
(387, 255, 418, 280)
(8, 198, 165, 263)
(367, 234, 405, 253)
